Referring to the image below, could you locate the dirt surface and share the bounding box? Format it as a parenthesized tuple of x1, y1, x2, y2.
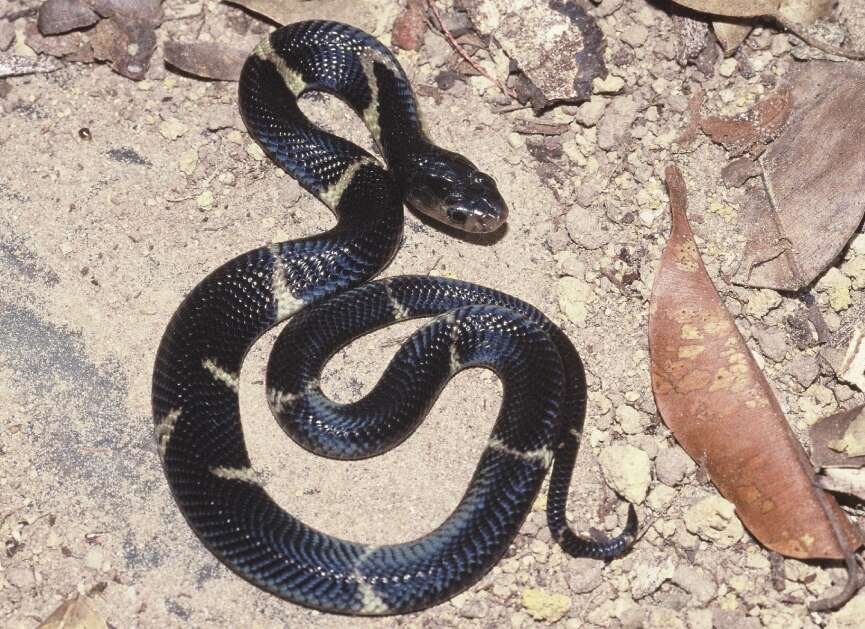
(2, 0, 865, 627)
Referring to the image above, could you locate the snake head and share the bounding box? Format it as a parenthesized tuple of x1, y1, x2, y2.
(403, 150, 508, 233)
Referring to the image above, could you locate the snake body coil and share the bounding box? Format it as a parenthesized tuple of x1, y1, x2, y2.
(153, 21, 635, 615)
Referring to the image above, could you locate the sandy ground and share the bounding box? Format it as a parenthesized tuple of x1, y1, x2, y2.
(2, 0, 865, 627)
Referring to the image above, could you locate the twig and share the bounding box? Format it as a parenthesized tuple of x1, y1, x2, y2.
(425, 0, 517, 101)
(774, 15, 865, 61)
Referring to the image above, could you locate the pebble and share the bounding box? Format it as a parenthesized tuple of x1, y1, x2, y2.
(672, 564, 717, 604)
(631, 557, 675, 599)
(557, 276, 593, 326)
(615, 405, 651, 435)
(841, 255, 865, 289)
(573, 99, 607, 127)
(683, 495, 745, 547)
(818, 267, 852, 311)
(179, 149, 198, 176)
(507, 132, 524, 149)
(687, 608, 713, 629)
(218, 172, 236, 186)
(565, 203, 609, 250)
(752, 326, 788, 362)
(158, 117, 188, 140)
(521, 588, 571, 623)
(245, 142, 266, 161)
(784, 355, 818, 388)
(196, 190, 214, 209)
(621, 24, 649, 48)
(5, 566, 35, 588)
(654, 446, 695, 486)
(592, 74, 625, 94)
(744, 289, 781, 318)
(566, 557, 604, 593)
(597, 95, 639, 151)
(719, 58, 738, 77)
(646, 485, 676, 511)
(529, 540, 549, 563)
(84, 546, 104, 571)
(647, 606, 686, 629)
(599, 444, 652, 503)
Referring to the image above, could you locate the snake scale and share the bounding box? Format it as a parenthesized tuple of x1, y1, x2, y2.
(152, 20, 636, 615)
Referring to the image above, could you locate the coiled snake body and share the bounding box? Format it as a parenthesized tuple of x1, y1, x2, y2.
(153, 20, 635, 615)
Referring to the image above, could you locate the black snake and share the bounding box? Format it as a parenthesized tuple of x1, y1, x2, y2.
(152, 20, 636, 615)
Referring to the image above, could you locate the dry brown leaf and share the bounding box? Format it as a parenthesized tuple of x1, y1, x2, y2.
(223, 0, 377, 32)
(649, 165, 862, 560)
(819, 468, 865, 502)
(811, 405, 865, 468)
(671, 0, 781, 18)
(701, 87, 793, 157)
(735, 62, 865, 290)
(163, 41, 247, 81)
(38, 594, 106, 629)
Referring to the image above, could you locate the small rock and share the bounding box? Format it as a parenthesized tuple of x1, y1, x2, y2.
(566, 557, 604, 593)
(196, 190, 214, 209)
(84, 547, 104, 571)
(459, 599, 487, 619)
(745, 549, 771, 571)
(38, 0, 99, 36)
(158, 117, 187, 140)
(573, 99, 607, 127)
(686, 608, 713, 629)
(654, 446, 695, 486)
(391, 0, 427, 51)
(712, 609, 761, 629)
(631, 557, 675, 599)
(615, 405, 651, 435)
(599, 444, 652, 504)
(179, 149, 198, 176)
(621, 24, 648, 48)
(529, 540, 549, 563)
(744, 288, 781, 318)
(597, 95, 639, 151)
(565, 204, 609, 250)
(683, 495, 745, 547)
(217, 172, 236, 186)
(557, 276, 594, 326)
(246, 142, 266, 161)
(5, 566, 35, 588)
(555, 251, 586, 278)
(672, 564, 717, 605)
(841, 255, 865, 289)
(521, 588, 571, 623)
(646, 485, 676, 511)
(752, 326, 788, 362)
(719, 58, 737, 77)
(785, 355, 819, 388)
(817, 267, 852, 312)
(647, 607, 686, 629)
(593, 75, 625, 94)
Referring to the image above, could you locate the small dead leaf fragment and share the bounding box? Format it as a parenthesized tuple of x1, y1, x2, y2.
(38, 594, 107, 629)
(671, 1, 781, 17)
(649, 165, 862, 560)
(0, 53, 63, 77)
(839, 327, 865, 392)
(163, 41, 247, 81)
(38, 0, 99, 36)
(701, 87, 792, 157)
(223, 0, 377, 32)
(810, 405, 865, 468)
(819, 468, 865, 502)
(740, 62, 865, 290)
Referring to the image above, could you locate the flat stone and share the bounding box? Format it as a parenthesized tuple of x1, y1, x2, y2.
(599, 444, 652, 504)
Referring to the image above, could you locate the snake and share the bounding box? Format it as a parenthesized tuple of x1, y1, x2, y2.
(152, 20, 636, 615)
